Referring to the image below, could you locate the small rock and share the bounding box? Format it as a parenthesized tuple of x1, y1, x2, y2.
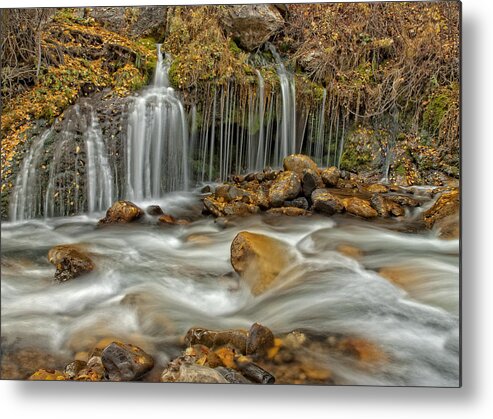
(343, 197, 378, 219)
(386, 194, 421, 207)
(203, 196, 224, 217)
(284, 197, 309, 210)
(74, 355, 105, 381)
(246, 323, 275, 357)
(311, 189, 345, 215)
(48, 245, 94, 282)
(268, 171, 301, 207)
(215, 366, 252, 383)
(98, 200, 144, 224)
(365, 183, 389, 194)
(370, 194, 404, 218)
(266, 207, 310, 216)
(28, 369, 66, 381)
(236, 359, 275, 384)
(162, 363, 228, 383)
(146, 205, 164, 216)
(101, 341, 154, 381)
(223, 201, 260, 216)
(184, 328, 248, 353)
(230, 231, 295, 295)
(423, 189, 459, 228)
(302, 169, 324, 198)
(283, 154, 318, 176)
(320, 166, 340, 187)
(200, 184, 213, 193)
(64, 360, 87, 379)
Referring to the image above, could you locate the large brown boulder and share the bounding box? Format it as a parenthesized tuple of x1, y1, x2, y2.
(283, 154, 318, 177)
(370, 194, 404, 217)
(48, 245, 95, 282)
(343, 197, 378, 219)
(98, 200, 144, 224)
(423, 189, 459, 239)
(231, 231, 295, 295)
(268, 171, 301, 207)
(302, 169, 324, 198)
(220, 5, 284, 51)
(320, 166, 340, 187)
(101, 341, 154, 381)
(311, 189, 345, 215)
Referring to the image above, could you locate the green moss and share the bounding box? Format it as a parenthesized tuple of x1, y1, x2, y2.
(228, 39, 242, 55)
(340, 145, 372, 171)
(423, 83, 458, 133)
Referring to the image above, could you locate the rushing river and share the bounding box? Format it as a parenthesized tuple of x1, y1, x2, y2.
(0, 190, 459, 386)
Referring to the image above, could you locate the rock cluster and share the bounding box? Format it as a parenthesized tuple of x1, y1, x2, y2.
(202, 154, 427, 220)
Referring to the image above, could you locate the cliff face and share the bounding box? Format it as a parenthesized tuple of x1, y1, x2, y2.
(1, 4, 460, 219)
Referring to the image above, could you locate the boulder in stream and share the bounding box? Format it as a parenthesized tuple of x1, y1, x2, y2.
(343, 197, 378, 219)
(101, 341, 154, 381)
(283, 154, 318, 177)
(98, 200, 144, 224)
(48, 244, 94, 282)
(311, 189, 345, 215)
(268, 171, 301, 207)
(320, 166, 340, 187)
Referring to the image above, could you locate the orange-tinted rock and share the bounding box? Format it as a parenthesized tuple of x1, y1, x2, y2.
(268, 171, 301, 207)
(423, 189, 459, 230)
(184, 328, 248, 353)
(283, 154, 318, 176)
(28, 369, 66, 381)
(48, 244, 94, 282)
(246, 323, 275, 357)
(365, 183, 389, 193)
(336, 244, 363, 260)
(343, 197, 378, 218)
(266, 207, 310, 216)
(101, 341, 154, 381)
(230, 231, 295, 295)
(336, 337, 388, 364)
(98, 200, 143, 224)
(320, 166, 340, 187)
(311, 189, 345, 215)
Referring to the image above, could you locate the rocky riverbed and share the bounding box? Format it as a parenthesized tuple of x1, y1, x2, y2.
(1, 154, 459, 385)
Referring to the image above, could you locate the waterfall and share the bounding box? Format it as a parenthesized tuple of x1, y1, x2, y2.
(268, 44, 296, 166)
(125, 45, 189, 201)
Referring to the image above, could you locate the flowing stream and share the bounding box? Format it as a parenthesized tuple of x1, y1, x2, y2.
(1, 190, 459, 386)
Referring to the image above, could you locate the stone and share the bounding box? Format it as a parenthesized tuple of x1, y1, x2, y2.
(236, 360, 275, 384)
(386, 194, 421, 207)
(64, 360, 87, 379)
(268, 171, 301, 207)
(284, 197, 309, 210)
(246, 323, 275, 357)
(48, 245, 94, 282)
(343, 197, 378, 219)
(365, 183, 389, 193)
(283, 154, 318, 177)
(266, 207, 310, 217)
(370, 194, 404, 218)
(302, 169, 324, 198)
(336, 244, 363, 260)
(311, 189, 345, 215)
(215, 366, 252, 383)
(74, 356, 105, 381)
(220, 5, 284, 51)
(98, 200, 144, 224)
(146, 205, 164, 216)
(423, 189, 459, 229)
(230, 231, 295, 295)
(162, 363, 228, 383)
(101, 341, 154, 381)
(223, 201, 260, 217)
(184, 328, 248, 353)
(203, 196, 224, 217)
(320, 166, 340, 187)
(28, 369, 66, 381)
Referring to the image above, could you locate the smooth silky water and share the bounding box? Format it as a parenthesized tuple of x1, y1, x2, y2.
(1, 190, 459, 386)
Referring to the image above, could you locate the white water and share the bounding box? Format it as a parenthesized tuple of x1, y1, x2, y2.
(126, 45, 189, 200)
(1, 192, 459, 386)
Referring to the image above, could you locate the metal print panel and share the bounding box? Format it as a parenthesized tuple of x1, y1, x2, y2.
(0, 1, 460, 386)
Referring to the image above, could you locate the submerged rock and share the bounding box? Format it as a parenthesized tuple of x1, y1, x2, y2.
(311, 189, 345, 215)
(230, 231, 294, 295)
(283, 154, 318, 177)
(268, 171, 301, 207)
(220, 5, 284, 51)
(101, 341, 154, 381)
(320, 166, 340, 187)
(343, 197, 378, 219)
(98, 200, 144, 224)
(48, 244, 94, 282)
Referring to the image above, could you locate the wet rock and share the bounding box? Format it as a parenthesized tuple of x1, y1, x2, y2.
(184, 328, 248, 353)
(28, 369, 66, 381)
(230, 231, 294, 295)
(386, 194, 421, 207)
(203, 196, 224, 217)
(335, 337, 388, 364)
(337, 179, 359, 189)
(158, 214, 190, 225)
(98, 200, 144, 224)
(48, 245, 94, 282)
(268, 171, 301, 207)
(336, 244, 363, 260)
(311, 189, 345, 215)
(343, 197, 378, 219)
(74, 355, 105, 381)
(236, 359, 275, 384)
(162, 363, 228, 383)
(215, 184, 232, 201)
(266, 207, 310, 216)
(320, 166, 340, 187)
(370, 194, 404, 218)
(220, 5, 284, 51)
(215, 366, 252, 383)
(146, 205, 164, 216)
(213, 347, 237, 369)
(283, 154, 318, 177)
(339, 170, 351, 180)
(246, 323, 275, 357)
(223, 201, 260, 217)
(201, 184, 213, 194)
(365, 183, 389, 193)
(284, 196, 309, 210)
(423, 189, 459, 228)
(302, 169, 324, 198)
(64, 360, 87, 379)
(253, 187, 271, 209)
(101, 341, 154, 381)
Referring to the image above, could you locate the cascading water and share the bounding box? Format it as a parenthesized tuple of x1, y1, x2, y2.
(125, 45, 189, 201)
